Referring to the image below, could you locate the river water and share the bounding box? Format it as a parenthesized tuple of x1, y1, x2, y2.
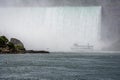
(0, 52, 120, 80)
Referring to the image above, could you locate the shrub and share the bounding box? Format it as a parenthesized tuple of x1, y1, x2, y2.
(7, 42, 15, 49)
(0, 36, 9, 47)
(15, 45, 25, 51)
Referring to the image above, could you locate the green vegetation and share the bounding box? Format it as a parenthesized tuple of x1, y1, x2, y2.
(7, 42, 15, 49)
(0, 36, 8, 47)
(15, 45, 25, 51)
(0, 35, 49, 54)
(0, 35, 25, 53)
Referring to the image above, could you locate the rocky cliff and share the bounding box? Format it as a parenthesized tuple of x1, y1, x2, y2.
(0, 35, 49, 54)
(0, 36, 25, 53)
(10, 38, 25, 52)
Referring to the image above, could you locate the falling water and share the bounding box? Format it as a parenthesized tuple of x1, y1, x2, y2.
(0, 6, 101, 51)
(35, 6, 102, 51)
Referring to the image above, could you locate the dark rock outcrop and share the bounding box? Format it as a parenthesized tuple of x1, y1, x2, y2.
(0, 36, 26, 53)
(10, 38, 24, 47)
(25, 50, 49, 53)
(10, 38, 25, 52)
(0, 36, 49, 54)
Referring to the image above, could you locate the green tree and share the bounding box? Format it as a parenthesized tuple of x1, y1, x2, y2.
(7, 42, 15, 49)
(0, 36, 9, 47)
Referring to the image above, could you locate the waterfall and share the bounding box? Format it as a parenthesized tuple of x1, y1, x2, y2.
(0, 6, 101, 51)
(40, 6, 101, 51)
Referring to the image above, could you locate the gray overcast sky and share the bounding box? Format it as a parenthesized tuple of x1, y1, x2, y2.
(0, 7, 101, 52)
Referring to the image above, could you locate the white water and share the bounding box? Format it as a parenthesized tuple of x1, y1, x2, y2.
(0, 7, 101, 51)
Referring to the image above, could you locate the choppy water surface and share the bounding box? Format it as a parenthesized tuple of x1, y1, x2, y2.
(0, 52, 120, 80)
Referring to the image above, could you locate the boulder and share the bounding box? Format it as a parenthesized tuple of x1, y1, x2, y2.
(10, 38, 24, 46)
(10, 38, 25, 51)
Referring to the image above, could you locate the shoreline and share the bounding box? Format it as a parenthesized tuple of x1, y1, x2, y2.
(0, 50, 50, 54)
(25, 50, 50, 53)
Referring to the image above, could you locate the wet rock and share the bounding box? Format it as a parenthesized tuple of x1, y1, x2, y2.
(10, 38, 26, 52)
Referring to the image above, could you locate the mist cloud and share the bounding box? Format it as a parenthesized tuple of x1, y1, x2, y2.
(0, 0, 120, 51)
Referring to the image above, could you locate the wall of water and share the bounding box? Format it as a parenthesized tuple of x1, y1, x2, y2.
(44, 7, 101, 51)
(0, 7, 101, 52)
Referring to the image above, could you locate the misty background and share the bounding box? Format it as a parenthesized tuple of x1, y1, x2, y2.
(0, 0, 120, 51)
(0, 7, 101, 52)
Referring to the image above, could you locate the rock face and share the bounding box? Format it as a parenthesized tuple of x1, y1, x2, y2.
(0, 36, 49, 54)
(10, 38, 24, 47)
(10, 38, 25, 52)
